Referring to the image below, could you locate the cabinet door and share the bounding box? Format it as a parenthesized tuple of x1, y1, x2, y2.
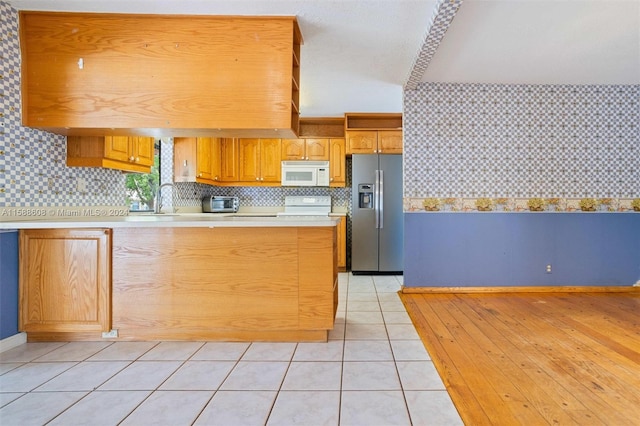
(173, 137, 197, 182)
(336, 216, 347, 269)
(131, 137, 155, 167)
(196, 137, 214, 182)
(211, 137, 222, 182)
(378, 130, 403, 154)
(104, 136, 131, 162)
(19, 229, 112, 333)
(305, 138, 330, 160)
(346, 131, 377, 154)
(220, 138, 240, 182)
(329, 138, 346, 186)
(282, 139, 306, 160)
(260, 139, 282, 182)
(238, 138, 261, 182)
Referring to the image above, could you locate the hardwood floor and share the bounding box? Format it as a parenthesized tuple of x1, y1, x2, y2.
(400, 290, 640, 425)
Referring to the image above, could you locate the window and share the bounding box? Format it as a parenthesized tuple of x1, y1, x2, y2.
(125, 141, 160, 212)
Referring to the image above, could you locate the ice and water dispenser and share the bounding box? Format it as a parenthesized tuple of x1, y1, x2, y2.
(358, 184, 374, 209)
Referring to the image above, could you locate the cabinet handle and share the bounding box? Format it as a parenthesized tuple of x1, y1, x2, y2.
(136, 157, 140, 162)
(198, 173, 202, 177)
(301, 156, 304, 160)
(129, 156, 135, 161)
(214, 176, 218, 181)
(256, 177, 259, 180)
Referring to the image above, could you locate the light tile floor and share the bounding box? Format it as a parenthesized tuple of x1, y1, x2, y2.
(0, 273, 463, 426)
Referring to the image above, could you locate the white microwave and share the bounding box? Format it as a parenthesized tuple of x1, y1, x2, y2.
(281, 161, 330, 187)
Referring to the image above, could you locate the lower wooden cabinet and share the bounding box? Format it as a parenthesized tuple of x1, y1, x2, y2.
(19, 229, 112, 335)
(335, 215, 347, 270)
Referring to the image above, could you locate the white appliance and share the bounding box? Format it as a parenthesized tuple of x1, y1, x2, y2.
(281, 161, 330, 187)
(277, 196, 332, 216)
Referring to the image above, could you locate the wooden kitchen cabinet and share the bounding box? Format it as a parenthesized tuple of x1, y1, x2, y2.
(67, 136, 155, 173)
(346, 130, 403, 154)
(329, 138, 346, 187)
(220, 138, 240, 182)
(282, 138, 330, 160)
(335, 215, 347, 270)
(130, 137, 155, 166)
(20, 12, 302, 138)
(19, 229, 112, 337)
(238, 138, 282, 183)
(344, 113, 403, 155)
(196, 137, 223, 183)
(174, 137, 223, 185)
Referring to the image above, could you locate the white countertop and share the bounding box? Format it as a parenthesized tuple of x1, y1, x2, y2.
(0, 212, 341, 230)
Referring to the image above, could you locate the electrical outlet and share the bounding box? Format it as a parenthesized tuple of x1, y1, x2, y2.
(76, 177, 87, 192)
(546, 264, 552, 273)
(101, 329, 118, 338)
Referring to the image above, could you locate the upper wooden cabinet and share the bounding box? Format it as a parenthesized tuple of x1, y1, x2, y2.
(282, 138, 330, 161)
(220, 138, 240, 182)
(67, 136, 155, 173)
(239, 138, 282, 183)
(174, 137, 222, 185)
(19, 229, 112, 335)
(345, 113, 403, 154)
(329, 138, 346, 187)
(19, 12, 303, 138)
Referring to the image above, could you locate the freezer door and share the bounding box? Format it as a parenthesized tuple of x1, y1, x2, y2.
(351, 154, 380, 272)
(378, 155, 403, 272)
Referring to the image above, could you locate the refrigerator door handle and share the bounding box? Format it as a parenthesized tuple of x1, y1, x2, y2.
(379, 169, 384, 229)
(375, 169, 380, 229)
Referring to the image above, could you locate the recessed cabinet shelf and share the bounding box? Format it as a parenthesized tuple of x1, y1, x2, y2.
(345, 113, 403, 131)
(299, 117, 345, 138)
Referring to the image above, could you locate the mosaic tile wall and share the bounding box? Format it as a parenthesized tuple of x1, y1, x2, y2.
(405, 0, 463, 90)
(403, 82, 640, 211)
(0, 2, 127, 208)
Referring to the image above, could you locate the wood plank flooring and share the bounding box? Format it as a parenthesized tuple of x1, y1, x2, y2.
(400, 290, 640, 425)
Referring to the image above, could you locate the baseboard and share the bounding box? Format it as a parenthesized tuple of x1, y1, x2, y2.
(0, 332, 27, 353)
(401, 285, 640, 294)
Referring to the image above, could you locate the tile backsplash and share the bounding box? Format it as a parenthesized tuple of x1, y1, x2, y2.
(0, 2, 126, 208)
(403, 83, 639, 206)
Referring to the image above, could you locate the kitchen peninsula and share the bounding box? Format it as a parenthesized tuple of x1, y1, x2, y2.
(3, 214, 339, 343)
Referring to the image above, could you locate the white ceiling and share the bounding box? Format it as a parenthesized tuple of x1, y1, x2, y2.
(6, 0, 640, 118)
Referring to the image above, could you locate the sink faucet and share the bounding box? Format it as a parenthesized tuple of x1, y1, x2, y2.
(154, 183, 174, 214)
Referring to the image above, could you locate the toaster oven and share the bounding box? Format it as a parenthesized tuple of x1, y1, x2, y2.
(202, 196, 239, 213)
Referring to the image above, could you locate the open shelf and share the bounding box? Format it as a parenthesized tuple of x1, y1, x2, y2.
(345, 113, 402, 131)
(299, 117, 345, 138)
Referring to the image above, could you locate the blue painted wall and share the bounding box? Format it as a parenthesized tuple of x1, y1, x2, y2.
(0, 230, 19, 339)
(404, 213, 640, 287)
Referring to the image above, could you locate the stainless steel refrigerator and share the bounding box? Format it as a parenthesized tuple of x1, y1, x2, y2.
(351, 154, 403, 273)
